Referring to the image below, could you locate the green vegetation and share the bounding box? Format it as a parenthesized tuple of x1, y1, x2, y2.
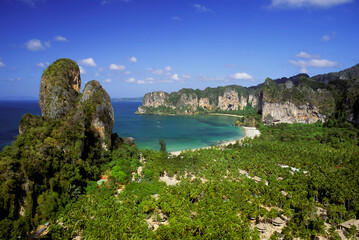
(159, 139, 167, 152)
(0, 114, 113, 239)
(262, 77, 336, 115)
(1, 61, 359, 238)
(21, 122, 356, 239)
(215, 105, 257, 116)
(42, 58, 79, 80)
(233, 113, 261, 127)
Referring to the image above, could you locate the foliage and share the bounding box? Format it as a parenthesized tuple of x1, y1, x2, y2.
(0, 115, 109, 239)
(233, 113, 261, 127)
(45, 122, 359, 239)
(159, 139, 166, 152)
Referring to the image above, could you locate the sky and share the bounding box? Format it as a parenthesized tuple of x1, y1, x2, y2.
(0, 0, 358, 99)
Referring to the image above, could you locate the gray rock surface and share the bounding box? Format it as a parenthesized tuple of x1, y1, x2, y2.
(39, 58, 81, 119)
(81, 80, 114, 150)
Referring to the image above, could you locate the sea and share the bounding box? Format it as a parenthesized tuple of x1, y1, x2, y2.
(0, 100, 243, 152)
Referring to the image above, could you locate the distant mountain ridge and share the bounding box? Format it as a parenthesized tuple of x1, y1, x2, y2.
(137, 63, 359, 125)
(112, 97, 143, 102)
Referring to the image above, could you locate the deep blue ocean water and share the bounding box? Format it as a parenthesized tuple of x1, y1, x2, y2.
(0, 101, 243, 152)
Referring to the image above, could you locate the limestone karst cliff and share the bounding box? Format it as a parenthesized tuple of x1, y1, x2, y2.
(21, 58, 115, 150)
(39, 58, 81, 119)
(80, 80, 115, 150)
(136, 86, 259, 116)
(1, 59, 118, 238)
(137, 63, 359, 124)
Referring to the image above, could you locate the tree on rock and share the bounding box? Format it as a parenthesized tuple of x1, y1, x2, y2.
(159, 139, 166, 152)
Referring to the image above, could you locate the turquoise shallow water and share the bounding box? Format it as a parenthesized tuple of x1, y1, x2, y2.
(112, 101, 244, 152)
(0, 101, 243, 152)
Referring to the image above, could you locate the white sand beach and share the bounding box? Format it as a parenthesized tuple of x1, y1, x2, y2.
(170, 126, 260, 156)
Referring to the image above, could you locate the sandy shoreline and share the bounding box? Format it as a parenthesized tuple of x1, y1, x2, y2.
(170, 126, 261, 156)
(208, 113, 243, 118)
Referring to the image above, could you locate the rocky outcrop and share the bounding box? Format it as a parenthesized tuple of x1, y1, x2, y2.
(199, 98, 212, 110)
(137, 63, 359, 124)
(178, 94, 198, 114)
(137, 91, 170, 114)
(21, 58, 114, 150)
(142, 91, 168, 108)
(81, 80, 114, 150)
(19, 114, 45, 134)
(39, 58, 81, 119)
(313, 63, 359, 84)
(137, 87, 260, 115)
(248, 94, 259, 108)
(262, 102, 326, 124)
(218, 89, 240, 110)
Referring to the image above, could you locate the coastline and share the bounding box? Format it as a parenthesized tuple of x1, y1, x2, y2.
(170, 126, 260, 156)
(208, 113, 243, 118)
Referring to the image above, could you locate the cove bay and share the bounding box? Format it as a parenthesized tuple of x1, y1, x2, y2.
(0, 100, 243, 152)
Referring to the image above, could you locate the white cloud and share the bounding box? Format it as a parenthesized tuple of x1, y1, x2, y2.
(193, 3, 212, 12)
(153, 69, 163, 75)
(199, 75, 227, 82)
(322, 35, 331, 41)
(36, 62, 45, 68)
(9, 77, 21, 82)
(124, 71, 131, 75)
(296, 51, 320, 59)
(94, 73, 100, 77)
(289, 54, 339, 73)
(25, 39, 45, 51)
(101, 0, 130, 5)
(99, 67, 104, 72)
(79, 58, 97, 67)
(126, 78, 135, 83)
(182, 74, 192, 79)
(129, 56, 137, 63)
(289, 60, 308, 73)
(148, 68, 163, 75)
(171, 74, 180, 81)
(307, 59, 339, 67)
(270, 0, 353, 8)
(322, 31, 337, 41)
(165, 66, 172, 71)
(146, 77, 155, 81)
(159, 79, 174, 83)
(172, 16, 181, 21)
(44, 41, 51, 48)
(79, 66, 86, 74)
(103, 78, 112, 83)
(137, 80, 146, 84)
(229, 72, 254, 81)
(54, 36, 68, 42)
(0, 61, 5, 67)
(109, 64, 126, 71)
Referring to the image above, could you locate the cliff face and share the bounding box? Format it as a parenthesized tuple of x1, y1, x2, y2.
(136, 86, 259, 115)
(39, 58, 81, 119)
(143, 91, 168, 108)
(218, 89, 240, 110)
(262, 102, 326, 124)
(81, 80, 115, 150)
(137, 63, 359, 125)
(22, 58, 114, 150)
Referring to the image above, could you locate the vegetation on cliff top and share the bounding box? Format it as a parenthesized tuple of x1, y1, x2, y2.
(42, 58, 79, 80)
(42, 122, 359, 239)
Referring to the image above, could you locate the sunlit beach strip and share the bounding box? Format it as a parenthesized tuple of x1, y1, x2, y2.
(170, 126, 260, 156)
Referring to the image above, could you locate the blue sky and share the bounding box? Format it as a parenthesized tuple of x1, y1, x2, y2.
(0, 0, 358, 98)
